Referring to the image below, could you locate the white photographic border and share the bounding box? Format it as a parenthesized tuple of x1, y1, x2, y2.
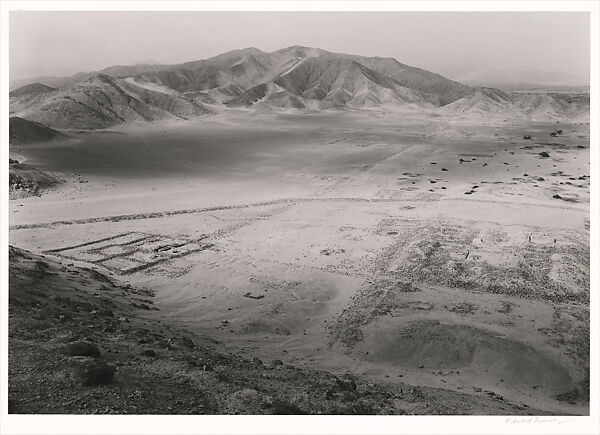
(1, 2, 598, 434)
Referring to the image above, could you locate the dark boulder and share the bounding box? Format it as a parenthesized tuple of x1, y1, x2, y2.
(267, 359, 284, 369)
(66, 357, 115, 386)
(335, 375, 358, 392)
(65, 341, 101, 357)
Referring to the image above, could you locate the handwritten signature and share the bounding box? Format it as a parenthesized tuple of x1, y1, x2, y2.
(505, 417, 570, 425)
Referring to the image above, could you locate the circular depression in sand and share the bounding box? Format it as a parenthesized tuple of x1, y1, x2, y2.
(356, 320, 574, 395)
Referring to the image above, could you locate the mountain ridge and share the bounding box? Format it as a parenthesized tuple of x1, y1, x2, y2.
(9, 46, 590, 129)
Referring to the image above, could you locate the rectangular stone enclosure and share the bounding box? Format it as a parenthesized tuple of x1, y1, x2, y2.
(44, 231, 213, 274)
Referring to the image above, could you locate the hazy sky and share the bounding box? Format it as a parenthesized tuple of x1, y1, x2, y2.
(10, 11, 590, 85)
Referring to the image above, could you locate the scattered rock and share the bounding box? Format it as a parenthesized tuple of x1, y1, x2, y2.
(225, 389, 265, 414)
(243, 292, 265, 300)
(555, 388, 580, 404)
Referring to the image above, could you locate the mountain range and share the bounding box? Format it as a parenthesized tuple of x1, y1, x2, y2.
(9, 46, 590, 130)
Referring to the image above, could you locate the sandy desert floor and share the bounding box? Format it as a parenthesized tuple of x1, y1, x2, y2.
(9, 109, 590, 414)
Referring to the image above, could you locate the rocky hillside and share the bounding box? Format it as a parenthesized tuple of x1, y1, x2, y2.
(8, 118, 66, 198)
(10, 74, 211, 130)
(9, 82, 56, 98)
(9, 159, 60, 199)
(8, 246, 546, 415)
(9, 46, 590, 129)
(9, 63, 172, 91)
(512, 92, 590, 122)
(9, 117, 64, 144)
(137, 46, 469, 109)
(440, 88, 589, 121)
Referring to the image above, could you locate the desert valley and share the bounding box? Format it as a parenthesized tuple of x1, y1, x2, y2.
(8, 45, 590, 415)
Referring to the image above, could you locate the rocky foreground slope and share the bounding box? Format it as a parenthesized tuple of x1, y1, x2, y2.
(9, 46, 590, 129)
(8, 246, 548, 415)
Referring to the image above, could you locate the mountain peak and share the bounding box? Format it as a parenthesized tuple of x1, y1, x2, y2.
(276, 45, 329, 58)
